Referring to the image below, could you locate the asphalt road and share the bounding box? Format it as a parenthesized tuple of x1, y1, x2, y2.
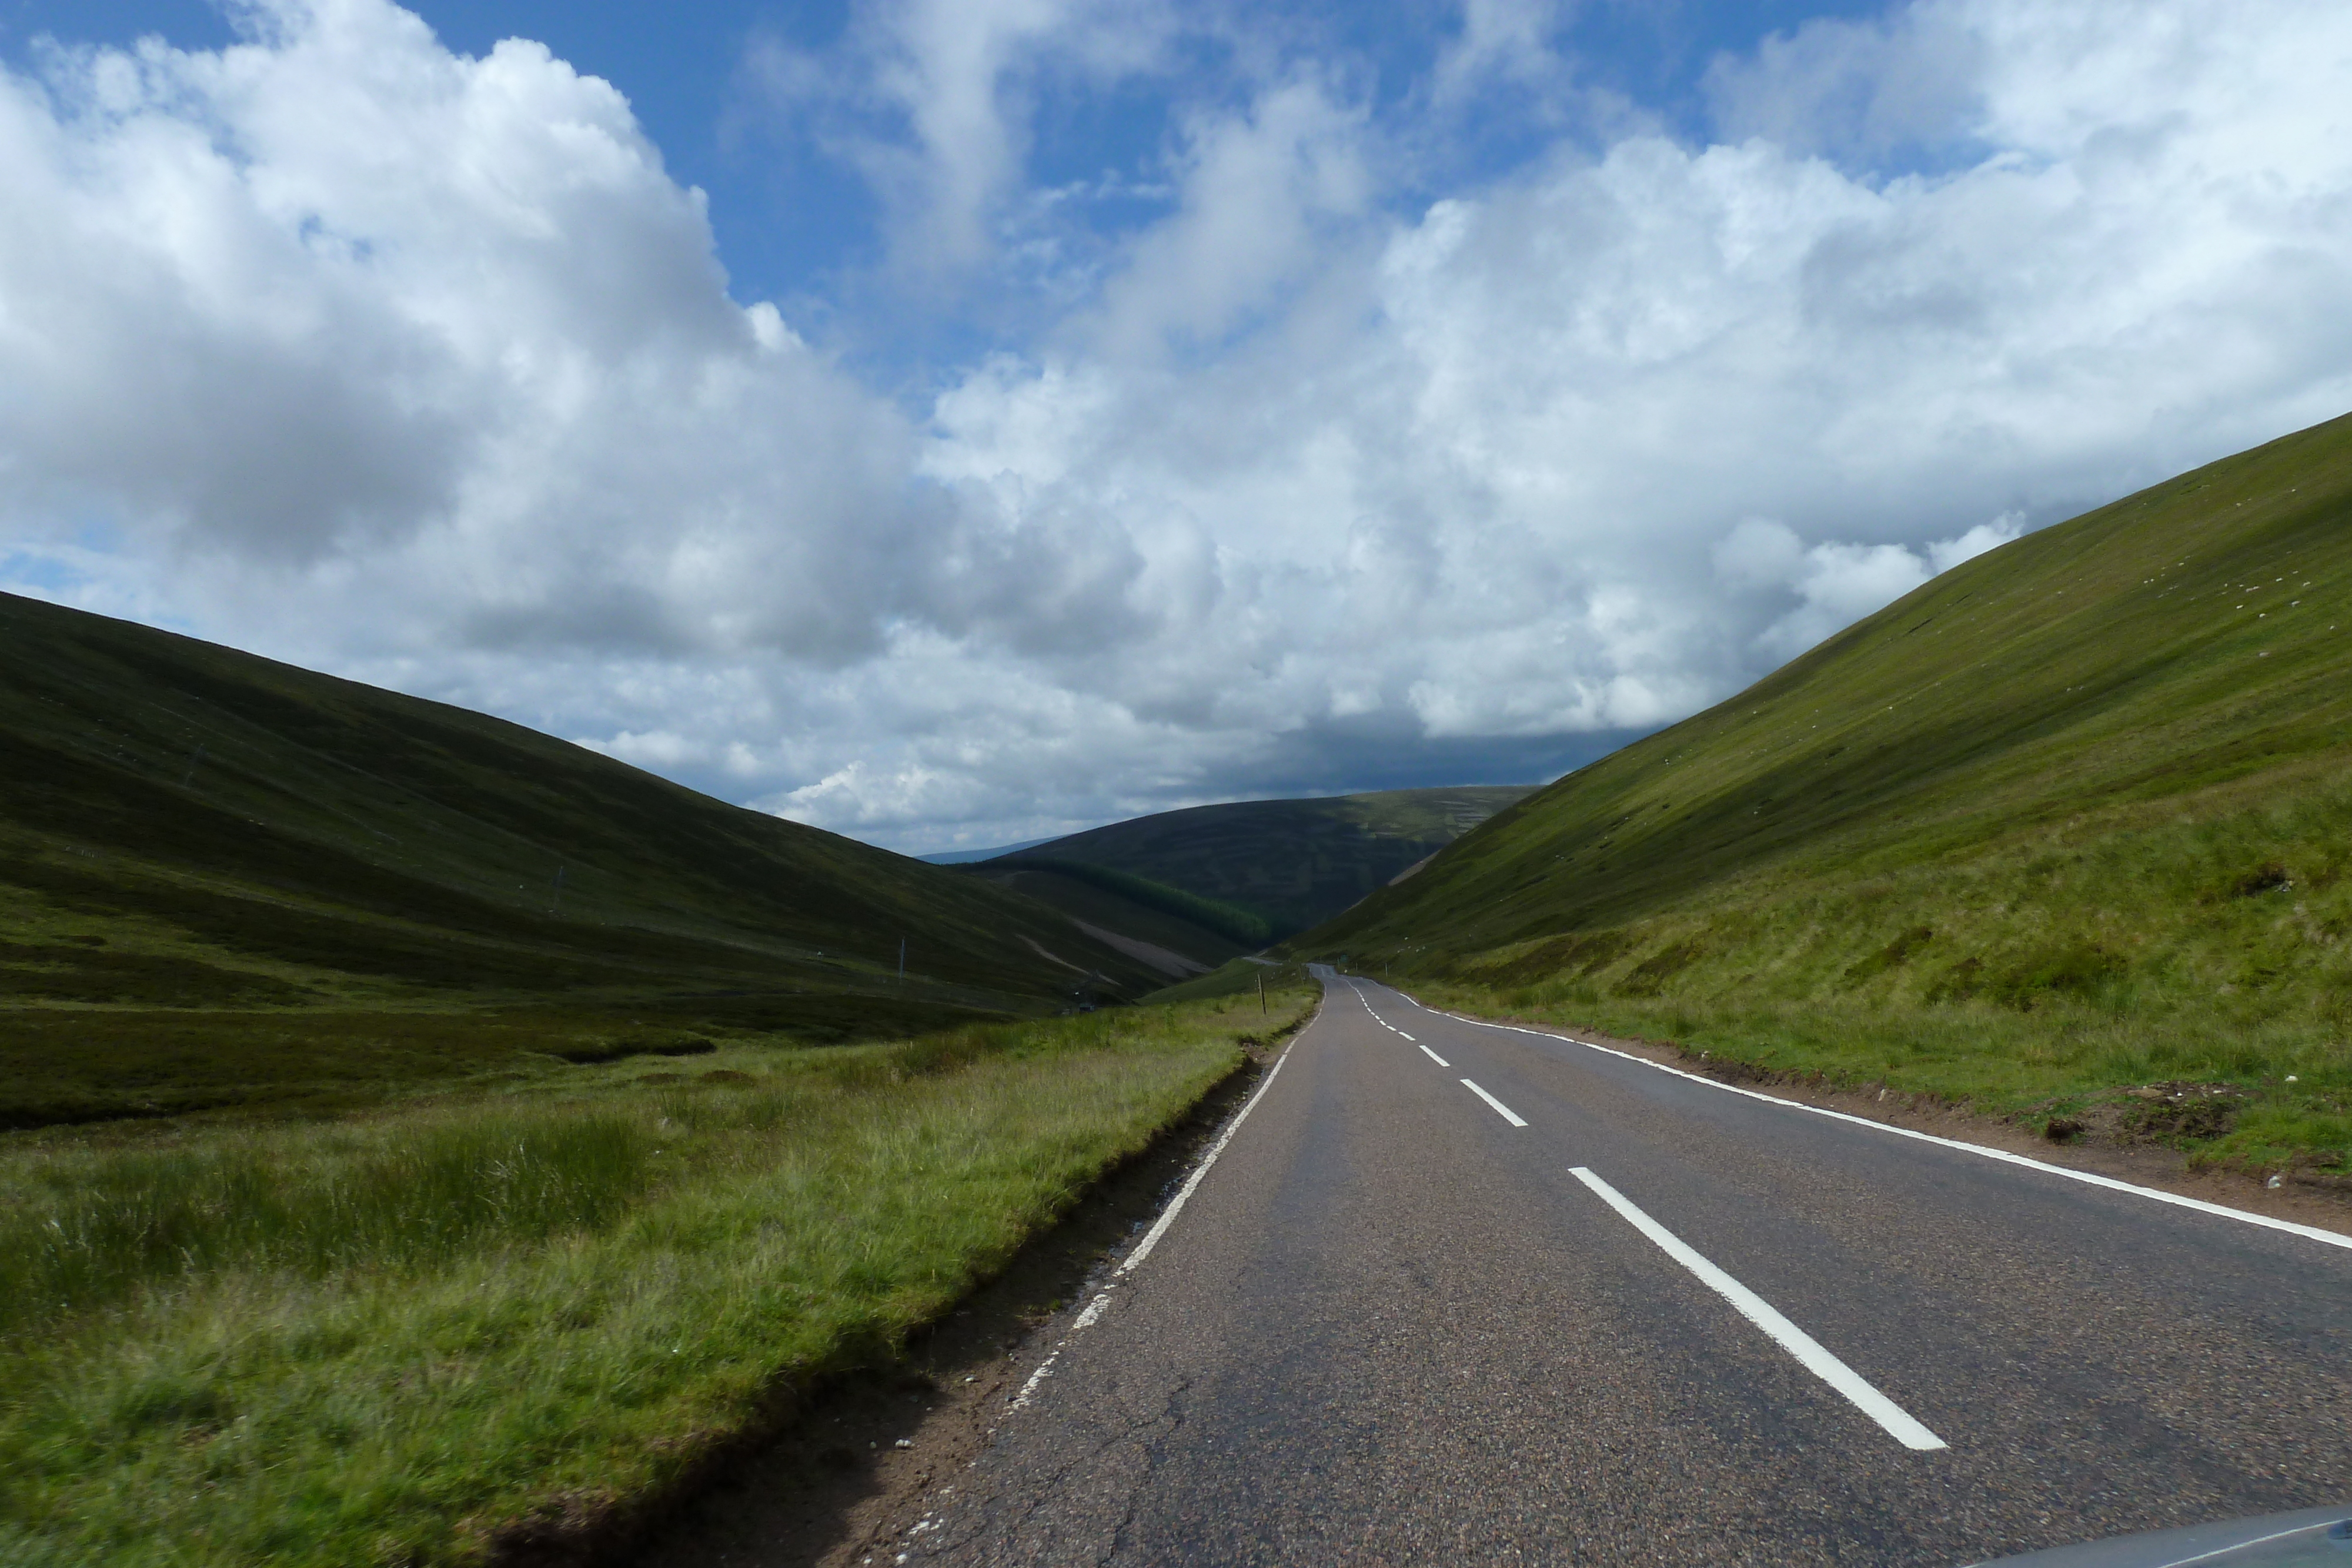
(907, 969, 2352, 1566)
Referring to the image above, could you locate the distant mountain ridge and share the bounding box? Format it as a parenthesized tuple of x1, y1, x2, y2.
(960, 785, 1538, 968)
(917, 838, 1054, 865)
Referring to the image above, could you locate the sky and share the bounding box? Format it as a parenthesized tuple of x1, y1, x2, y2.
(2, 1, 2348, 854)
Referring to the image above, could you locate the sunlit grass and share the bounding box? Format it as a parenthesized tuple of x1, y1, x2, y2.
(0, 985, 1317, 1567)
(1415, 979, 2346, 1166)
(1385, 778, 2352, 1172)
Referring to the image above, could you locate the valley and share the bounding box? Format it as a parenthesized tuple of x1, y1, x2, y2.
(8, 416, 2352, 1564)
(959, 784, 1535, 970)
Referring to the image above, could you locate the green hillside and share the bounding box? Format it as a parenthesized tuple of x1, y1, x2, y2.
(987, 785, 1536, 942)
(1304, 412, 2352, 1176)
(0, 593, 1168, 1122)
(971, 864, 1255, 977)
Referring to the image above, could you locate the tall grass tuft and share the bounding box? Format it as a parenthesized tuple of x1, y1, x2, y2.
(2, 1113, 650, 1330)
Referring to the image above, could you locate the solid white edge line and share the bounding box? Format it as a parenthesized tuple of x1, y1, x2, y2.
(1117, 1021, 1305, 1278)
(2134, 1520, 2351, 1568)
(1461, 1078, 1529, 1127)
(1008, 1349, 1060, 1409)
(1009, 997, 1323, 1414)
(1426, 1008, 2352, 1253)
(1418, 1042, 1452, 1068)
(1571, 1166, 1947, 1452)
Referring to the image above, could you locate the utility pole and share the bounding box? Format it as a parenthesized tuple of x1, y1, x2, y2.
(551, 865, 566, 914)
(1259, 971, 1267, 1014)
(898, 937, 906, 983)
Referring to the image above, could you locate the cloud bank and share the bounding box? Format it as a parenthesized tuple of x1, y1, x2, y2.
(4, 0, 2350, 850)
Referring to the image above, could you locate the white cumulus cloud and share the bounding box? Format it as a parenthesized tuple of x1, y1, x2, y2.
(4, 0, 2350, 854)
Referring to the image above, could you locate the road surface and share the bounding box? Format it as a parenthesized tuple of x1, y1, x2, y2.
(902, 968, 2352, 1565)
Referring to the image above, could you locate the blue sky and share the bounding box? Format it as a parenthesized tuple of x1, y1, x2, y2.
(2, 0, 2348, 851)
(4, 0, 1885, 359)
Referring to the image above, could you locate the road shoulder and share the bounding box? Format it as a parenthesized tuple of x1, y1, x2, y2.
(626, 1022, 1311, 1568)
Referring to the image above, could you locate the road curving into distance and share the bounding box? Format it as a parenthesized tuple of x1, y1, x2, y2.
(910, 965, 2352, 1565)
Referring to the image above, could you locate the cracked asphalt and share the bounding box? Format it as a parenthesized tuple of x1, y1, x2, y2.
(904, 969, 2352, 1566)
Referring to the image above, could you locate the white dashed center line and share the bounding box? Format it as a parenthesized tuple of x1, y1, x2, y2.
(1428, 1005, 2352, 1253)
(1418, 1042, 1451, 1068)
(1570, 1167, 1946, 1451)
(1461, 1079, 1528, 1126)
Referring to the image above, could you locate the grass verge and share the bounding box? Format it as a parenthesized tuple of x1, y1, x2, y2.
(1350, 774, 2352, 1176)
(1396, 975, 2350, 1179)
(0, 981, 1318, 1566)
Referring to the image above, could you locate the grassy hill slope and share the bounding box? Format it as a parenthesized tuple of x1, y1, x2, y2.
(1304, 413, 2352, 1176)
(969, 865, 1251, 976)
(985, 785, 1536, 942)
(0, 593, 1168, 1121)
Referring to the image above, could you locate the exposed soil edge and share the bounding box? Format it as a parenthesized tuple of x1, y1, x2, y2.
(487, 996, 1319, 1568)
(1441, 998, 2352, 1236)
